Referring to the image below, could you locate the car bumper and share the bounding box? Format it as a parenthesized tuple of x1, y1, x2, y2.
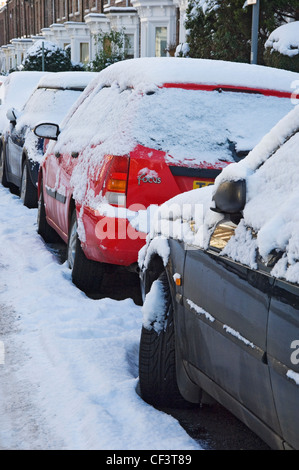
(80, 205, 147, 266)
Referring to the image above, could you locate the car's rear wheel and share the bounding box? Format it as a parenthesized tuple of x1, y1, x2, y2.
(20, 159, 37, 208)
(37, 179, 61, 243)
(138, 270, 186, 408)
(67, 210, 105, 293)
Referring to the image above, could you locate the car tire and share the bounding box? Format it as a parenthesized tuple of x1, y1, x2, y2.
(37, 179, 61, 243)
(138, 270, 186, 408)
(20, 159, 38, 208)
(67, 210, 105, 293)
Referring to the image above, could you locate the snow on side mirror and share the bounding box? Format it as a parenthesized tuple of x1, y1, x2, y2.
(6, 107, 18, 122)
(34, 123, 60, 141)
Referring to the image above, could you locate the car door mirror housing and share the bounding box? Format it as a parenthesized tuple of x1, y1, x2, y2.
(34, 123, 60, 141)
(6, 107, 18, 122)
(212, 179, 246, 214)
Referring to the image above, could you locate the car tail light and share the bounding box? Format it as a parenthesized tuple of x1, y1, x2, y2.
(104, 155, 129, 207)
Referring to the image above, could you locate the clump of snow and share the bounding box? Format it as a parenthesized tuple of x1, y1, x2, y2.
(286, 369, 299, 386)
(142, 279, 167, 333)
(188, 0, 219, 18)
(175, 43, 190, 57)
(265, 21, 299, 57)
(223, 325, 255, 349)
(186, 299, 215, 323)
(138, 236, 170, 270)
(23, 40, 65, 62)
(221, 220, 258, 270)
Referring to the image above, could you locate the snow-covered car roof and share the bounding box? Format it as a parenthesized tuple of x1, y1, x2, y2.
(42, 57, 298, 209)
(0, 71, 48, 133)
(142, 103, 299, 285)
(15, 72, 98, 131)
(36, 71, 98, 90)
(93, 57, 299, 95)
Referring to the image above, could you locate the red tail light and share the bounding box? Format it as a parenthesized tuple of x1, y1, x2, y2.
(104, 155, 129, 207)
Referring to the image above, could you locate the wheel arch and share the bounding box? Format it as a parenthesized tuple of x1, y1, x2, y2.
(142, 246, 202, 405)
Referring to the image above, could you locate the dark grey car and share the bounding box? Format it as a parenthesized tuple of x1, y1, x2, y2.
(0, 72, 96, 207)
(138, 106, 299, 450)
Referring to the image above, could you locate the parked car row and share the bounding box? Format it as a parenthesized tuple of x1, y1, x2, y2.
(0, 59, 299, 450)
(32, 58, 296, 295)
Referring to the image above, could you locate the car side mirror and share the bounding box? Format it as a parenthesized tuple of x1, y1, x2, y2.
(211, 179, 246, 214)
(6, 107, 18, 122)
(34, 123, 60, 141)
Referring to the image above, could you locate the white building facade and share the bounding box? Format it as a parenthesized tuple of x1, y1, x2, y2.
(0, 0, 189, 73)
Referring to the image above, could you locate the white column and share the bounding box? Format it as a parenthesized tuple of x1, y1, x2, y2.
(173, 0, 188, 44)
(49, 23, 71, 49)
(104, 7, 140, 58)
(131, 0, 177, 57)
(64, 22, 91, 64)
(84, 13, 111, 60)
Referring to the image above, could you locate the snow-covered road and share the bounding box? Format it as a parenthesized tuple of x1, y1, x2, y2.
(0, 185, 201, 450)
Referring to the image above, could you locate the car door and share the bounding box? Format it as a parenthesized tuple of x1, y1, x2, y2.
(182, 219, 281, 434)
(5, 124, 25, 186)
(43, 149, 64, 235)
(55, 150, 79, 239)
(267, 276, 299, 449)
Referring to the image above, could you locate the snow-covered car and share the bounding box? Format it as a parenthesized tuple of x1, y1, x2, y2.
(33, 57, 297, 294)
(0, 71, 47, 134)
(138, 102, 299, 450)
(0, 71, 97, 207)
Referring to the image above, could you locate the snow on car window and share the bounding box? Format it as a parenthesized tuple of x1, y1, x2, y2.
(16, 87, 83, 130)
(134, 88, 293, 166)
(244, 131, 299, 280)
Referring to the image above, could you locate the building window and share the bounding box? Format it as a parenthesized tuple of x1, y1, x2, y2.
(125, 34, 134, 59)
(80, 42, 89, 64)
(155, 27, 167, 57)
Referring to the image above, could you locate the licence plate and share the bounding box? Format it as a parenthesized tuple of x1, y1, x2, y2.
(193, 180, 214, 189)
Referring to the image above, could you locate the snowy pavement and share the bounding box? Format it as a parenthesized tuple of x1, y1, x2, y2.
(0, 185, 201, 450)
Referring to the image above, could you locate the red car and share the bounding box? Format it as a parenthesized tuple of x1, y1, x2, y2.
(34, 57, 297, 293)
